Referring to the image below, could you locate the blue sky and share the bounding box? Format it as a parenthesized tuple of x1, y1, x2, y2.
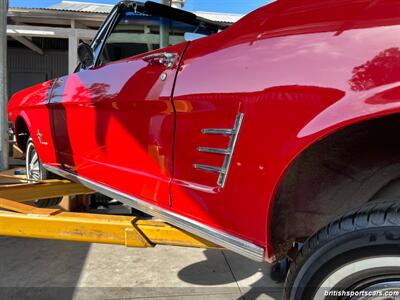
(10, 0, 269, 14)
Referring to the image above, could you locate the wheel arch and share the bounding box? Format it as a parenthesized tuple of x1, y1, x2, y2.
(14, 114, 31, 152)
(268, 110, 400, 259)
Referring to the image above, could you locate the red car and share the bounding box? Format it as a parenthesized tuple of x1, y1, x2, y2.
(8, 0, 400, 298)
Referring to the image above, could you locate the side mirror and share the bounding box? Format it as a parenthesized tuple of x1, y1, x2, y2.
(184, 32, 206, 42)
(78, 43, 94, 69)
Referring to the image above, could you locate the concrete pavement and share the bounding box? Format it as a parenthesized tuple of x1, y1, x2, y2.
(0, 237, 283, 300)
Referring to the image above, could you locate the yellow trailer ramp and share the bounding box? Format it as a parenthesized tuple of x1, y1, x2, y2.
(0, 177, 220, 250)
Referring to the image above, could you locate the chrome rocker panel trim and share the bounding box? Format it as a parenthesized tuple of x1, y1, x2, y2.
(43, 164, 265, 262)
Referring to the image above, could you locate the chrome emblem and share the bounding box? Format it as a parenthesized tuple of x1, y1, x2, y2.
(37, 129, 48, 145)
(194, 113, 244, 188)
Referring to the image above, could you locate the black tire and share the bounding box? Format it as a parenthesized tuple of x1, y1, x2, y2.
(285, 201, 400, 300)
(26, 138, 62, 208)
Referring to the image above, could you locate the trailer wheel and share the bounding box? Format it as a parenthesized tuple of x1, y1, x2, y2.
(26, 138, 62, 207)
(284, 201, 400, 300)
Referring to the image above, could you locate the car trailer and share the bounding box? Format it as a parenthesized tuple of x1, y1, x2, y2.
(0, 171, 220, 250)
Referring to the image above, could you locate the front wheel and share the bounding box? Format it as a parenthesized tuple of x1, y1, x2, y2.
(26, 138, 62, 208)
(285, 201, 400, 300)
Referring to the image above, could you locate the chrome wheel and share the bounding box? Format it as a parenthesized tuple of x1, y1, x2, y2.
(25, 138, 63, 207)
(351, 280, 400, 300)
(26, 141, 41, 180)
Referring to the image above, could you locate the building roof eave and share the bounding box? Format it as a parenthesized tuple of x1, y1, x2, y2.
(9, 2, 243, 24)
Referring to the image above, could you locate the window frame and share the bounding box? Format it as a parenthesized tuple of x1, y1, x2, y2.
(93, 7, 127, 68)
(74, 5, 120, 73)
(77, 1, 225, 71)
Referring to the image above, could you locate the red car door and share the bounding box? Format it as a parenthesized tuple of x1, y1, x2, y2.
(48, 9, 188, 205)
(49, 45, 187, 205)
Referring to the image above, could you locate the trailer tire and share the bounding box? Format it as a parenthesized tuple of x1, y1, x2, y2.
(284, 201, 400, 300)
(26, 138, 62, 208)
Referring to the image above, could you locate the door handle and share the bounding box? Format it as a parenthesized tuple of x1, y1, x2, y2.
(142, 52, 178, 69)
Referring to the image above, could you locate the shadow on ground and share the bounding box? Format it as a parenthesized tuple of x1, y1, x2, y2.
(0, 238, 283, 300)
(178, 250, 283, 300)
(0, 237, 90, 300)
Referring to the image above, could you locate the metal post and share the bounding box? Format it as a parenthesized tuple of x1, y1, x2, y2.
(0, 0, 9, 171)
(68, 35, 78, 74)
(171, 0, 184, 8)
(68, 19, 78, 74)
(159, 0, 170, 48)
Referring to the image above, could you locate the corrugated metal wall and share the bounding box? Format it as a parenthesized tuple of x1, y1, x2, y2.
(7, 47, 68, 98)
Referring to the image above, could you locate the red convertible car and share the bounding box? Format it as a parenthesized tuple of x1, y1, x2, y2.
(8, 0, 400, 298)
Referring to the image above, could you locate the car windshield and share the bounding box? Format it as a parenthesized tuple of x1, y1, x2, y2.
(98, 10, 215, 65)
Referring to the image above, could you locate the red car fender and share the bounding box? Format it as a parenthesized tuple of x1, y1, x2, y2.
(266, 87, 400, 259)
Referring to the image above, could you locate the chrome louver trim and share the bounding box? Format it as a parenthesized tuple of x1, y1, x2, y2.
(194, 113, 244, 188)
(201, 128, 235, 135)
(42, 164, 265, 262)
(193, 164, 226, 174)
(197, 147, 231, 155)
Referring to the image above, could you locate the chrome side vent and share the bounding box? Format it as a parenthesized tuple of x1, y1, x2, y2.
(201, 128, 235, 135)
(194, 113, 244, 188)
(193, 164, 226, 174)
(197, 147, 231, 155)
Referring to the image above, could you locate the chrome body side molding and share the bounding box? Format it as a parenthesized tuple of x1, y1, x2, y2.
(43, 164, 265, 262)
(194, 113, 244, 188)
